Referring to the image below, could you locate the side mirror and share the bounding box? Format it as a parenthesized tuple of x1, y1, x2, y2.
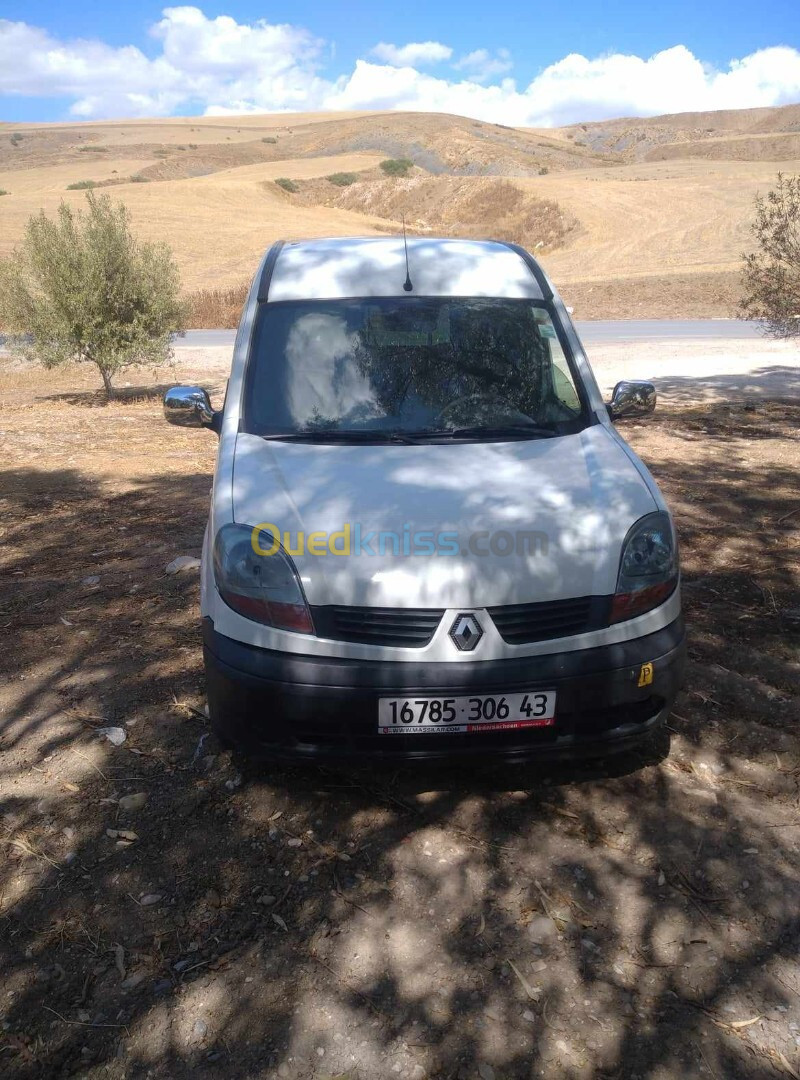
(608, 380, 656, 421)
(164, 385, 221, 433)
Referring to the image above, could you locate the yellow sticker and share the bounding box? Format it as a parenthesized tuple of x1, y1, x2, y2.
(638, 662, 654, 688)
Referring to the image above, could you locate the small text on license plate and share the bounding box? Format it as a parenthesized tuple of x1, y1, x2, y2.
(377, 691, 556, 734)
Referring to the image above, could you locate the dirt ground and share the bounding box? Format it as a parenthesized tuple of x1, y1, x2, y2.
(1, 354, 799, 1079)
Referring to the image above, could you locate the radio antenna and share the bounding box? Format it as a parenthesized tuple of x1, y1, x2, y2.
(402, 214, 413, 292)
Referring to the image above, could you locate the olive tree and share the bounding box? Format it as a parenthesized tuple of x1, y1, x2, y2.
(740, 173, 800, 338)
(0, 191, 184, 394)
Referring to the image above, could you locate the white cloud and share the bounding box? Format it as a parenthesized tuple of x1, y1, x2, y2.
(454, 48, 513, 83)
(0, 7, 327, 118)
(371, 41, 452, 67)
(325, 60, 520, 118)
(331, 45, 800, 127)
(514, 44, 800, 125)
(0, 20, 171, 116)
(1, 9, 800, 127)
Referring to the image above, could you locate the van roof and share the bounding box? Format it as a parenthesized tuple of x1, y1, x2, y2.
(263, 237, 548, 303)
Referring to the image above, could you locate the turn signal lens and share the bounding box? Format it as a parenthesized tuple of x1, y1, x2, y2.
(212, 524, 313, 633)
(610, 580, 676, 623)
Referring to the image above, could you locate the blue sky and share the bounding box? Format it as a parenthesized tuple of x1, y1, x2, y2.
(2, 1, 799, 124)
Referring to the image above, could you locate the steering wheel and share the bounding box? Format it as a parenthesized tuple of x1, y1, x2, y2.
(435, 395, 535, 428)
(435, 394, 489, 425)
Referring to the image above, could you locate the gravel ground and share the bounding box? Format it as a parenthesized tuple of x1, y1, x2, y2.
(584, 339, 800, 401)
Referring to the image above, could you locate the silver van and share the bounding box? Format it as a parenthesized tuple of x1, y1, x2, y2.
(165, 237, 685, 760)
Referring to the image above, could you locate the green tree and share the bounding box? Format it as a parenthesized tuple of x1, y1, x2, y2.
(0, 191, 184, 395)
(740, 173, 800, 338)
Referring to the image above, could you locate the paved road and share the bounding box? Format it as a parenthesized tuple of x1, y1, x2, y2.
(3, 320, 794, 399)
(573, 319, 764, 343)
(174, 329, 237, 348)
(172, 320, 765, 349)
(0, 321, 766, 351)
(167, 320, 796, 401)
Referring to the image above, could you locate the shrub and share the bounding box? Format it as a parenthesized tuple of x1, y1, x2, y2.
(0, 190, 9, 196)
(380, 158, 414, 177)
(262, 136, 278, 144)
(275, 177, 299, 193)
(0, 191, 184, 396)
(128, 175, 150, 183)
(185, 283, 249, 329)
(66, 180, 97, 190)
(78, 145, 108, 153)
(327, 172, 358, 187)
(447, 181, 578, 252)
(740, 173, 800, 338)
(539, 166, 549, 175)
(188, 143, 198, 149)
(10, 133, 23, 145)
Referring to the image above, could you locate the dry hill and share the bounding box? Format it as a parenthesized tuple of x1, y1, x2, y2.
(557, 103, 800, 160)
(1, 104, 799, 319)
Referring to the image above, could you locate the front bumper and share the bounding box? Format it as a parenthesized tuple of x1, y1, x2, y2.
(202, 616, 686, 761)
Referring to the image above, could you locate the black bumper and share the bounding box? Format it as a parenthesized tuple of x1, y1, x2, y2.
(202, 616, 686, 761)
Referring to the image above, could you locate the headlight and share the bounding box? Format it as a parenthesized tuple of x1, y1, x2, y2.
(213, 524, 313, 633)
(611, 511, 678, 623)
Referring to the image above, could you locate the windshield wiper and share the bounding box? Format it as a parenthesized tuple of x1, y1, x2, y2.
(260, 426, 557, 444)
(260, 430, 420, 444)
(414, 424, 557, 441)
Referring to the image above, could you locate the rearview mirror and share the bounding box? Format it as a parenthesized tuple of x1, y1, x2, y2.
(608, 380, 656, 421)
(164, 385, 220, 433)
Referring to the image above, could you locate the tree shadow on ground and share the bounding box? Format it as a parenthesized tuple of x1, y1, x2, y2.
(37, 381, 224, 408)
(1, 400, 799, 1079)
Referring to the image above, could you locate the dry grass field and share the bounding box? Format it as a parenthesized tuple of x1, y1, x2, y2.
(2, 103, 800, 317)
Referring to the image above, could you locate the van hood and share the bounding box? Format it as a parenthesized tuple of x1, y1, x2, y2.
(231, 428, 657, 608)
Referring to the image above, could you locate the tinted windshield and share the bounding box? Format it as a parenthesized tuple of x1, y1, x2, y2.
(244, 297, 587, 440)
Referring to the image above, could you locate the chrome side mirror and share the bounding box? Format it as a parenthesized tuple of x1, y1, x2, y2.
(608, 380, 656, 421)
(164, 385, 220, 432)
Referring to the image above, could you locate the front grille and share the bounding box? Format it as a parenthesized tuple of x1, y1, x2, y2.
(488, 595, 611, 644)
(311, 606, 444, 648)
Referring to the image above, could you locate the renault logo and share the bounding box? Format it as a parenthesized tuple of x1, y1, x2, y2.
(449, 613, 483, 652)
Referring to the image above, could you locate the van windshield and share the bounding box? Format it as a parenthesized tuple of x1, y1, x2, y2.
(244, 297, 587, 441)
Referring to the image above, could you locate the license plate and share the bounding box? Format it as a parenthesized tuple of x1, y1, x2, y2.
(378, 691, 556, 735)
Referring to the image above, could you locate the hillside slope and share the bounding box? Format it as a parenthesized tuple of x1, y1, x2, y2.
(1, 103, 799, 316)
(558, 103, 800, 161)
(0, 154, 393, 291)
